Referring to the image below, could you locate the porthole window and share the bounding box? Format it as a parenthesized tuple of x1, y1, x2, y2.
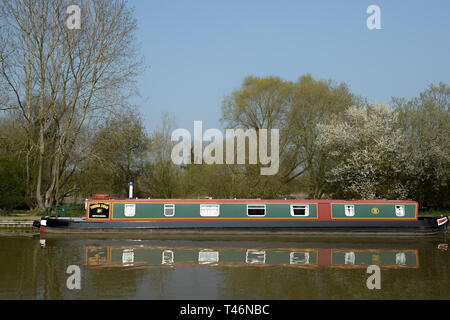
(247, 204, 266, 216)
(344, 205, 355, 217)
(395, 205, 405, 217)
(290, 205, 309, 217)
(200, 204, 220, 217)
(164, 204, 175, 217)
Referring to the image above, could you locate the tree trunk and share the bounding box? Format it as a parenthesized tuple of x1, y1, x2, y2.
(36, 121, 45, 211)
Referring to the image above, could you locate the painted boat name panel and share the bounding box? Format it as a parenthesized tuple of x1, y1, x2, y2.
(88, 203, 110, 219)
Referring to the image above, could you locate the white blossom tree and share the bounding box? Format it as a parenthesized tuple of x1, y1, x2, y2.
(317, 104, 410, 199)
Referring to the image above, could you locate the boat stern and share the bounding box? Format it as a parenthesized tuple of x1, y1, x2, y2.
(32, 217, 48, 232)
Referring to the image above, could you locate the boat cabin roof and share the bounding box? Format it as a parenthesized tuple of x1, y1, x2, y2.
(89, 195, 417, 204)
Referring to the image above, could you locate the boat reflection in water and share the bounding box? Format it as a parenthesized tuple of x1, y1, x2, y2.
(85, 242, 419, 270)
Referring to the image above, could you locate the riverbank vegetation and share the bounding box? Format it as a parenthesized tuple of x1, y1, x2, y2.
(0, 1, 448, 213)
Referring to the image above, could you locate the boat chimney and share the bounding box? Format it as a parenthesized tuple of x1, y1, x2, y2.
(129, 181, 133, 199)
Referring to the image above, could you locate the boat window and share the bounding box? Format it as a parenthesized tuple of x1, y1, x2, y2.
(395, 205, 405, 217)
(198, 250, 219, 264)
(395, 252, 406, 265)
(345, 252, 355, 265)
(290, 252, 310, 265)
(290, 205, 309, 216)
(247, 204, 266, 216)
(344, 205, 355, 217)
(162, 250, 174, 264)
(246, 250, 266, 264)
(122, 249, 134, 266)
(200, 204, 220, 217)
(164, 204, 175, 217)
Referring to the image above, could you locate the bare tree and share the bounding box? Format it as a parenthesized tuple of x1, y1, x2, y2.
(0, 0, 143, 209)
(140, 113, 181, 198)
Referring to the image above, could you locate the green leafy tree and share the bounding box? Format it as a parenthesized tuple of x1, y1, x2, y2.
(220, 76, 293, 198)
(0, 154, 27, 211)
(288, 74, 358, 198)
(80, 112, 148, 198)
(393, 83, 450, 208)
(220, 74, 358, 198)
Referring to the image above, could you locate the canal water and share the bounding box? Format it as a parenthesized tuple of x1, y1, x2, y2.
(0, 231, 449, 299)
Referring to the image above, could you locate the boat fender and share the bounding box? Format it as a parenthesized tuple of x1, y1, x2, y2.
(40, 218, 47, 232)
(437, 217, 448, 227)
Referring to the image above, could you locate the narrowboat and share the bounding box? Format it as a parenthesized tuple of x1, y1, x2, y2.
(33, 195, 448, 235)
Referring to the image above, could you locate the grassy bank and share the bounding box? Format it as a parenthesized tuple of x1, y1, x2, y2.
(418, 210, 450, 217)
(0, 209, 45, 217)
(1, 204, 85, 218)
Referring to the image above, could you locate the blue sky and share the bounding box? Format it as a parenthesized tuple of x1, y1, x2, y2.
(129, 0, 450, 132)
